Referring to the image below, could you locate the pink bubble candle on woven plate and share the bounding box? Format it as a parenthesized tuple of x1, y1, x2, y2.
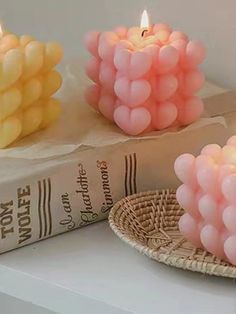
(175, 136, 236, 266)
(85, 10, 206, 135)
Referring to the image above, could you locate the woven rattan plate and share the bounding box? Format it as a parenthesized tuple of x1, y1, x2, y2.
(109, 189, 236, 278)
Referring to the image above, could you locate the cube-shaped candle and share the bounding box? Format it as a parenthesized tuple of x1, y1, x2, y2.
(0, 30, 63, 148)
(175, 136, 236, 266)
(85, 11, 206, 135)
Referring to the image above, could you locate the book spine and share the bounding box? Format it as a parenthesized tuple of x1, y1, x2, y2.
(0, 105, 232, 253)
(0, 110, 230, 254)
(0, 145, 140, 253)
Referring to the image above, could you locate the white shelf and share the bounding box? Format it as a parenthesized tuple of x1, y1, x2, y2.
(0, 221, 235, 314)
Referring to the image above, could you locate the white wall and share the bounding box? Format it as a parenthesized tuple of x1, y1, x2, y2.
(0, 0, 235, 89)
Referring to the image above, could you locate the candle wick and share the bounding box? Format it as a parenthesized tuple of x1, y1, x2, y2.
(142, 29, 148, 37)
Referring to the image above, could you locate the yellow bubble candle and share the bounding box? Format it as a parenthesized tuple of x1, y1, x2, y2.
(0, 26, 63, 148)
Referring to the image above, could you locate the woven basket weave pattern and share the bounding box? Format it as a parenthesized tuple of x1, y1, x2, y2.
(109, 189, 236, 278)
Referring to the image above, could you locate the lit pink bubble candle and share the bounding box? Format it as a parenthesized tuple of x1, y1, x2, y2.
(175, 136, 236, 266)
(84, 10, 206, 135)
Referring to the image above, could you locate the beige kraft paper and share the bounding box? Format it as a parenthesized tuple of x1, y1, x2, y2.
(0, 59, 232, 160)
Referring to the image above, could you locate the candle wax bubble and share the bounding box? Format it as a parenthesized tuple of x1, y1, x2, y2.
(43, 42, 63, 71)
(153, 24, 172, 33)
(127, 27, 141, 38)
(128, 51, 152, 79)
(222, 145, 236, 165)
(21, 105, 43, 137)
(114, 77, 151, 108)
(0, 49, 24, 92)
(143, 43, 160, 60)
(22, 42, 44, 80)
(179, 213, 201, 247)
(197, 162, 219, 196)
(223, 206, 236, 234)
(20, 35, 34, 47)
(114, 47, 131, 72)
(200, 224, 224, 258)
(176, 184, 199, 216)
(42, 70, 62, 99)
(0, 116, 22, 149)
(22, 78, 41, 109)
(182, 70, 205, 95)
(227, 135, 236, 147)
(170, 39, 187, 62)
(178, 96, 204, 125)
(224, 236, 236, 265)
(114, 48, 152, 80)
(151, 101, 177, 130)
(0, 86, 22, 119)
(195, 155, 213, 171)
(201, 144, 222, 161)
(99, 61, 116, 93)
(157, 46, 179, 73)
(174, 153, 196, 186)
(155, 29, 171, 42)
(222, 174, 236, 204)
(185, 40, 206, 69)
(84, 31, 100, 57)
(114, 105, 151, 135)
(169, 31, 188, 42)
(40, 98, 61, 129)
(115, 39, 134, 52)
(152, 74, 178, 102)
(98, 32, 119, 64)
(0, 34, 19, 54)
(114, 26, 128, 39)
(198, 194, 222, 227)
(218, 164, 236, 183)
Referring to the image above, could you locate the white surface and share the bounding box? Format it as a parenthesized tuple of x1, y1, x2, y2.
(0, 221, 235, 314)
(0, 0, 235, 89)
(0, 293, 56, 314)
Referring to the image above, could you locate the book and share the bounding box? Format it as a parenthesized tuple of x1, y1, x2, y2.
(0, 81, 235, 253)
